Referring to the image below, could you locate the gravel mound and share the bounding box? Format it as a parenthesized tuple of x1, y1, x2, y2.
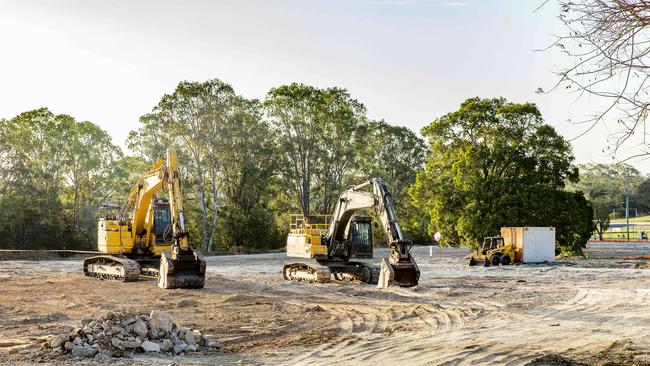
(44, 310, 221, 361)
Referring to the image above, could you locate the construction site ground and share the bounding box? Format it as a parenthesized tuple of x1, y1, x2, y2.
(2, 245, 650, 365)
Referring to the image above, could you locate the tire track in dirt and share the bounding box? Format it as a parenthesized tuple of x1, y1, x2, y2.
(439, 288, 650, 366)
(282, 287, 650, 365)
(287, 302, 480, 365)
(533, 289, 650, 337)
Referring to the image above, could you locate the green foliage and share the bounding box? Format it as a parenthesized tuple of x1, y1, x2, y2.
(129, 79, 281, 252)
(360, 120, 429, 242)
(0, 109, 123, 249)
(634, 179, 650, 214)
(568, 163, 643, 239)
(265, 83, 366, 216)
(1, 94, 598, 254)
(0, 81, 442, 252)
(412, 97, 593, 252)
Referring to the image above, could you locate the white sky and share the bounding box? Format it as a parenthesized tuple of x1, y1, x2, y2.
(1, 0, 646, 172)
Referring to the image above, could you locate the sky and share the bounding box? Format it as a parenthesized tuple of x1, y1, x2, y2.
(0, 0, 645, 172)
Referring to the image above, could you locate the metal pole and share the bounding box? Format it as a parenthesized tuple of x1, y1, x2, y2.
(625, 171, 630, 242)
(626, 195, 630, 242)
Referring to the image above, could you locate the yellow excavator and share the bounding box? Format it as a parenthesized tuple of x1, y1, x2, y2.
(284, 178, 420, 287)
(83, 149, 206, 289)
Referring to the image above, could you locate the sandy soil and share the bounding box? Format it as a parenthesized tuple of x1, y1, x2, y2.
(1, 246, 650, 365)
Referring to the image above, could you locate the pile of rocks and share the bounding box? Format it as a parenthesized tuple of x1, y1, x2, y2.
(47, 310, 221, 360)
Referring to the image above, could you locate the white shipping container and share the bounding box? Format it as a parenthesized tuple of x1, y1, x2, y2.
(500, 227, 555, 263)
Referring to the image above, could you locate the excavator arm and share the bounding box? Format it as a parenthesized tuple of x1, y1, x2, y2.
(326, 178, 420, 287)
(157, 150, 205, 289)
(163, 149, 190, 253)
(122, 149, 205, 289)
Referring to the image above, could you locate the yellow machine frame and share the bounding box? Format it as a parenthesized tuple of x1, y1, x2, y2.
(286, 214, 331, 258)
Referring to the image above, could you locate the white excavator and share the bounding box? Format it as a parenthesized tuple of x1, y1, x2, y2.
(283, 178, 420, 287)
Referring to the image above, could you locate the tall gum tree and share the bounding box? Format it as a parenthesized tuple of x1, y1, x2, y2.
(130, 79, 237, 252)
(265, 84, 365, 216)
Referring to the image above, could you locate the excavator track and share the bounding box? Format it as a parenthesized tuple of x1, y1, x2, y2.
(283, 262, 331, 283)
(83, 255, 141, 282)
(331, 262, 380, 284)
(283, 261, 380, 285)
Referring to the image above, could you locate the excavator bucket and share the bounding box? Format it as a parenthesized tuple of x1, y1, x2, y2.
(391, 261, 420, 287)
(158, 250, 206, 289)
(377, 257, 420, 288)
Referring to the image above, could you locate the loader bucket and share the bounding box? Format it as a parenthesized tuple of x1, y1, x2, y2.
(159, 249, 206, 289)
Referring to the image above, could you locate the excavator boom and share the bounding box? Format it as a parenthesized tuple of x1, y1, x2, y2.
(157, 149, 205, 289)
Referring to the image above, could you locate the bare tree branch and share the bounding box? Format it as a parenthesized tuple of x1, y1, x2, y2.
(547, 0, 650, 161)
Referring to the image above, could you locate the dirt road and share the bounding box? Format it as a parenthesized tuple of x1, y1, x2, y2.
(2, 246, 650, 365)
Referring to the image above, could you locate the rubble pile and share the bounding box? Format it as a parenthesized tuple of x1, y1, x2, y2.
(45, 310, 221, 360)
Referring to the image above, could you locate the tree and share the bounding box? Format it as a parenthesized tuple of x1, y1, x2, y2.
(549, 1, 650, 159)
(264, 84, 322, 217)
(129, 79, 238, 251)
(634, 179, 650, 215)
(0, 108, 121, 249)
(568, 163, 643, 240)
(213, 97, 280, 249)
(411, 97, 593, 253)
(129, 79, 285, 251)
(361, 120, 429, 242)
(64, 120, 123, 242)
(0, 109, 71, 248)
(265, 84, 366, 216)
(312, 88, 367, 215)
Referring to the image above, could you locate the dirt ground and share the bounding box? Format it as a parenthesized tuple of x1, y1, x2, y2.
(2, 245, 650, 365)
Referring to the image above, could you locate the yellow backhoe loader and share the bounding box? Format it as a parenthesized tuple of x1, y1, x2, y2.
(467, 236, 515, 267)
(283, 178, 420, 287)
(83, 149, 206, 289)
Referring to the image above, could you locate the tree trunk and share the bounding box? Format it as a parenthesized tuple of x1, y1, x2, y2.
(193, 156, 209, 251)
(597, 222, 604, 241)
(207, 164, 219, 253)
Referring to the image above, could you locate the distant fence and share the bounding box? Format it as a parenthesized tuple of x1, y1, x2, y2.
(0, 249, 102, 258)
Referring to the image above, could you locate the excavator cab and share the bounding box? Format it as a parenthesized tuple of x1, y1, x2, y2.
(152, 198, 173, 244)
(347, 215, 373, 259)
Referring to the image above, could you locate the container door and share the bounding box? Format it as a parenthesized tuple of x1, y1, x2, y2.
(542, 228, 556, 262)
(523, 228, 555, 262)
